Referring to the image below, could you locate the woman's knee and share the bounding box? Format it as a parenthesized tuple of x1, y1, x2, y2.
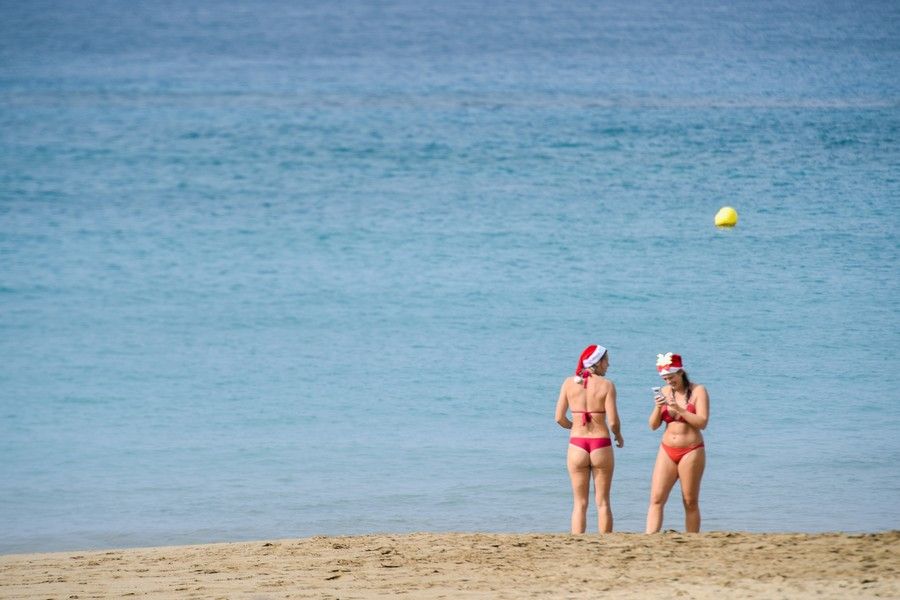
(682, 495, 700, 511)
(648, 491, 668, 506)
(573, 497, 589, 511)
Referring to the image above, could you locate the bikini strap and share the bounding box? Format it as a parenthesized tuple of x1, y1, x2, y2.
(575, 367, 591, 388)
(580, 375, 592, 425)
(576, 376, 608, 425)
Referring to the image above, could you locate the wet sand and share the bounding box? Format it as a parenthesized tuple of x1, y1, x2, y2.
(1, 531, 897, 599)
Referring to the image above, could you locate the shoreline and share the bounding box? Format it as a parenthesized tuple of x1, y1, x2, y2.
(1, 531, 897, 599)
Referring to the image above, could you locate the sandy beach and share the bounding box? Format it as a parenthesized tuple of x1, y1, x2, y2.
(1, 531, 897, 599)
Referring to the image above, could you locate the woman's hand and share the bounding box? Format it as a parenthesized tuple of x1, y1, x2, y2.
(667, 395, 684, 415)
(614, 433, 624, 448)
(654, 393, 667, 408)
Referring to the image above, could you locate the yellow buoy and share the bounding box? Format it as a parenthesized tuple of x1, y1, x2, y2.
(714, 206, 738, 227)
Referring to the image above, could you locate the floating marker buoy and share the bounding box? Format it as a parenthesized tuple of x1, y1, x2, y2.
(715, 206, 738, 227)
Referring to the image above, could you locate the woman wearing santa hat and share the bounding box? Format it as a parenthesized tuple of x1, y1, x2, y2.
(555, 344, 623, 533)
(645, 352, 709, 533)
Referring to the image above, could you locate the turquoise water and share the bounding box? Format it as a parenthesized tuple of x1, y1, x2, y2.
(1, 1, 898, 553)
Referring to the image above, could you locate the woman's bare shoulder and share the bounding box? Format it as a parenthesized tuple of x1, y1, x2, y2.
(600, 377, 615, 390)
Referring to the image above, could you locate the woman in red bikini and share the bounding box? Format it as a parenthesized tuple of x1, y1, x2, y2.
(555, 344, 623, 534)
(645, 352, 709, 533)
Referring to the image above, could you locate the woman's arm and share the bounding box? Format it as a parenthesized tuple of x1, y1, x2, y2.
(555, 381, 572, 429)
(648, 386, 665, 430)
(670, 385, 709, 430)
(605, 381, 624, 447)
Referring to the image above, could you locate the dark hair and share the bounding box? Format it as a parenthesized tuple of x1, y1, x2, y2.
(681, 371, 692, 398)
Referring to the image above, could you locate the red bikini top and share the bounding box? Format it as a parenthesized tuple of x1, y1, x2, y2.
(572, 376, 606, 426)
(661, 402, 695, 423)
(661, 387, 695, 423)
(571, 410, 606, 426)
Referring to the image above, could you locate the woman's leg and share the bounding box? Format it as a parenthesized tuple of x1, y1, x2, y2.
(677, 447, 706, 533)
(645, 446, 678, 533)
(590, 446, 615, 533)
(567, 445, 591, 534)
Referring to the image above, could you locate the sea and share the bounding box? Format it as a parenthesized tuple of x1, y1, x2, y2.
(1, 0, 898, 553)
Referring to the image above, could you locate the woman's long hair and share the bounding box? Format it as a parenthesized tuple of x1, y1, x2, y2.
(681, 371, 692, 397)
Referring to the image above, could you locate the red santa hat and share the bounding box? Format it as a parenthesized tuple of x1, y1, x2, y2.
(656, 352, 684, 376)
(574, 344, 607, 386)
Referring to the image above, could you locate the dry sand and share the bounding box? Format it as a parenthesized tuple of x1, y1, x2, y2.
(1, 531, 897, 599)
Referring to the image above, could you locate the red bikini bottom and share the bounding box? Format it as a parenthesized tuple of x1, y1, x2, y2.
(661, 442, 704, 464)
(569, 437, 612, 453)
